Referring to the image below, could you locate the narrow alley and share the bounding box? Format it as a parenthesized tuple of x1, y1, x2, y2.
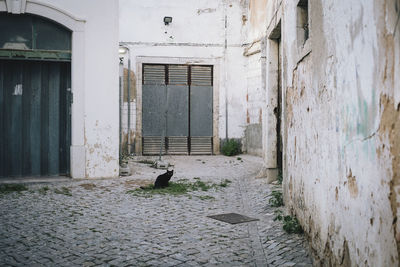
(1, 0, 400, 265)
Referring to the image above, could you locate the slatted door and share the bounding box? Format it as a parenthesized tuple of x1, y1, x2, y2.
(167, 65, 189, 154)
(142, 64, 213, 155)
(190, 66, 213, 154)
(142, 65, 167, 155)
(0, 60, 71, 177)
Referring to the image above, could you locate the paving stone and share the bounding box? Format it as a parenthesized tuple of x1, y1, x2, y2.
(0, 155, 313, 266)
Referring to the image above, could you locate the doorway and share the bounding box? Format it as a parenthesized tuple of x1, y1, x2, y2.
(0, 13, 72, 178)
(142, 64, 213, 155)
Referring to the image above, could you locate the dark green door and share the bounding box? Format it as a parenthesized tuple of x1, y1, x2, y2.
(0, 60, 71, 177)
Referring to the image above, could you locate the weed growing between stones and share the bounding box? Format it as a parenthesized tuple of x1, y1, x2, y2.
(197, 195, 216, 200)
(0, 184, 28, 194)
(126, 178, 232, 197)
(275, 213, 303, 234)
(54, 187, 72, 196)
(38, 186, 50, 194)
(219, 179, 232, 187)
(221, 139, 241, 156)
(269, 190, 284, 207)
(277, 170, 283, 185)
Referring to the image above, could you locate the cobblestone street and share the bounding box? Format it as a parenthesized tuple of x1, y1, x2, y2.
(0, 155, 313, 266)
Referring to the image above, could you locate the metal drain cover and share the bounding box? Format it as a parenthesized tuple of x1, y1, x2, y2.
(207, 213, 259, 224)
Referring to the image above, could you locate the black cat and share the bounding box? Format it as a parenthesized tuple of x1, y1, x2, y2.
(153, 169, 174, 189)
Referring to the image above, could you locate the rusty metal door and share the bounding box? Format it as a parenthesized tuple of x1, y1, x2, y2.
(0, 60, 71, 178)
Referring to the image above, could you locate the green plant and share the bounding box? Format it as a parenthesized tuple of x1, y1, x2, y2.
(219, 179, 232, 187)
(221, 139, 241, 156)
(269, 190, 284, 207)
(197, 195, 215, 201)
(274, 212, 303, 234)
(277, 171, 283, 185)
(54, 187, 72, 196)
(273, 210, 283, 221)
(127, 178, 231, 197)
(0, 184, 28, 194)
(282, 215, 303, 234)
(236, 157, 242, 161)
(38, 186, 50, 194)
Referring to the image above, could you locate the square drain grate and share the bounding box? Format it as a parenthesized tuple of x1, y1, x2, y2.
(207, 213, 259, 225)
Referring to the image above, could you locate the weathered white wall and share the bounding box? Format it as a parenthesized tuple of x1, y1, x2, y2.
(263, 0, 400, 265)
(119, 0, 249, 154)
(31, 0, 120, 178)
(0, 0, 119, 178)
(242, 0, 268, 156)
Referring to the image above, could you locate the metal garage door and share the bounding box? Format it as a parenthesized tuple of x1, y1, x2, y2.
(0, 60, 71, 177)
(142, 64, 213, 155)
(190, 66, 213, 154)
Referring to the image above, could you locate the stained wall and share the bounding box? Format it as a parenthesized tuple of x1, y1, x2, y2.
(265, 0, 400, 265)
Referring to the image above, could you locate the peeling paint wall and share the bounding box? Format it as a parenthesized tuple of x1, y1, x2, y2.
(262, 0, 400, 265)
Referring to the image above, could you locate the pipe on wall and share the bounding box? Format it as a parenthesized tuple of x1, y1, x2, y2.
(118, 44, 132, 156)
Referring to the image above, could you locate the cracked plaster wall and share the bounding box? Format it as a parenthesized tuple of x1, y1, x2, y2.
(268, 0, 400, 265)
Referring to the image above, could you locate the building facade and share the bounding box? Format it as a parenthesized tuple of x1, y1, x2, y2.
(0, 0, 120, 179)
(119, 0, 266, 157)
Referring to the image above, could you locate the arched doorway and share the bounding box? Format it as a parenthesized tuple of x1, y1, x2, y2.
(0, 13, 72, 177)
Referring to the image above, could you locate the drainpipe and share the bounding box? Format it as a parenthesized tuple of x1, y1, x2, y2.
(224, 3, 228, 140)
(119, 75, 122, 162)
(127, 49, 131, 155)
(118, 44, 132, 155)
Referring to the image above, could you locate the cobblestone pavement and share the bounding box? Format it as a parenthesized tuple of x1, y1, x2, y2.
(0, 155, 313, 266)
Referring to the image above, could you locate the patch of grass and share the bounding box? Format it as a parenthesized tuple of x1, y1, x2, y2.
(54, 187, 72, 196)
(273, 210, 283, 221)
(236, 157, 242, 161)
(197, 195, 215, 201)
(275, 214, 303, 234)
(193, 180, 212, 191)
(0, 184, 28, 194)
(269, 190, 284, 207)
(38, 186, 50, 194)
(127, 178, 231, 197)
(219, 179, 232, 187)
(221, 139, 241, 156)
